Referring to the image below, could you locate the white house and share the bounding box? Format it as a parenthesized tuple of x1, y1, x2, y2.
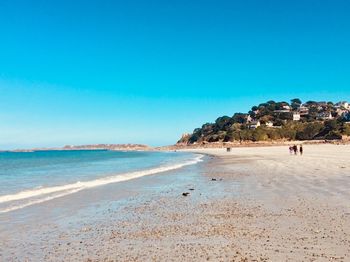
(293, 113, 301, 121)
(336, 108, 348, 116)
(248, 120, 260, 129)
(265, 121, 274, 127)
(246, 115, 253, 123)
(282, 105, 291, 111)
(274, 109, 290, 113)
(317, 112, 333, 120)
(299, 105, 309, 116)
(335, 101, 349, 109)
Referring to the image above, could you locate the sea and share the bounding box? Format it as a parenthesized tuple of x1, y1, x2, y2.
(0, 150, 202, 214)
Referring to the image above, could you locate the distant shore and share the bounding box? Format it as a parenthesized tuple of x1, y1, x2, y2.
(3, 138, 350, 153)
(0, 143, 151, 153)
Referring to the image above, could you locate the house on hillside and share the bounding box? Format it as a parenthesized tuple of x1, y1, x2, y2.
(246, 114, 253, 123)
(293, 113, 301, 121)
(335, 101, 349, 109)
(317, 112, 333, 120)
(299, 105, 309, 116)
(248, 120, 260, 129)
(282, 105, 291, 111)
(274, 109, 290, 113)
(336, 108, 348, 116)
(265, 121, 274, 127)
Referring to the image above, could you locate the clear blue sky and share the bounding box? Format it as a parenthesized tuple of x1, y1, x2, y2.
(0, 0, 349, 149)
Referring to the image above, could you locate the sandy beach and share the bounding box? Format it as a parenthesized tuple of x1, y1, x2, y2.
(1, 144, 350, 261)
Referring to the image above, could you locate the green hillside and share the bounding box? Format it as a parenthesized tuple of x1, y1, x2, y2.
(179, 99, 350, 144)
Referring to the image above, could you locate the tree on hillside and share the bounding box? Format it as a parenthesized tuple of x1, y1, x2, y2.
(296, 122, 323, 140)
(306, 101, 318, 106)
(306, 106, 319, 121)
(291, 98, 302, 110)
(201, 123, 215, 136)
(258, 103, 269, 108)
(266, 101, 277, 111)
(275, 102, 284, 110)
(342, 124, 350, 136)
(324, 119, 338, 131)
(214, 116, 231, 131)
(232, 113, 247, 124)
(252, 128, 268, 141)
(291, 98, 302, 104)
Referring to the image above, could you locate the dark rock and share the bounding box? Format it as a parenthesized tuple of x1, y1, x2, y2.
(182, 192, 190, 196)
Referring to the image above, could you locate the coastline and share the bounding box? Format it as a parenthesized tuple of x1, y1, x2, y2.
(1, 144, 350, 261)
(3, 137, 350, 153)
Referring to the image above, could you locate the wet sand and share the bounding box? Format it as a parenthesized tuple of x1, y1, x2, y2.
(1, 144, 350, 261)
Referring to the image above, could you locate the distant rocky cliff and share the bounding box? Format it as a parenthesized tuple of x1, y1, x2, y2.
(5, 144, 152, 152)
(62, 144, 151, 151)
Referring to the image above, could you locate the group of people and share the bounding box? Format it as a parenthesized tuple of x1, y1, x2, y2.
(289, 144, 303, 155)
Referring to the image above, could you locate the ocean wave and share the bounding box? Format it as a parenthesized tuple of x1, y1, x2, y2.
(0, 154, 203, 213)
(0, 188, 83, 213)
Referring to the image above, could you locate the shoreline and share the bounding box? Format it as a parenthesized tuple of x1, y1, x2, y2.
(0, 154, 211, 261)
(1, 144, 350, 261)
(2, 137, 350, 153)
(0, 152, 204, 214)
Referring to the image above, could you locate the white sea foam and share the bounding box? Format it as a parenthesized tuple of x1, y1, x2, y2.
(0, 188, 83, 213)
(0, 154, 203, 213)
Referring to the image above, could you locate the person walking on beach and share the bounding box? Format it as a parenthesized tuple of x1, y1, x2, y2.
(289, 146, 293, 155)
(299, 145, 303, 155)
(293, 145, 298, 155)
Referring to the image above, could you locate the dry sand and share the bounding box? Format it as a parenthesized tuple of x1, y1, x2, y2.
(180, 144, 350, 261)
(1, 144, 350, 261)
